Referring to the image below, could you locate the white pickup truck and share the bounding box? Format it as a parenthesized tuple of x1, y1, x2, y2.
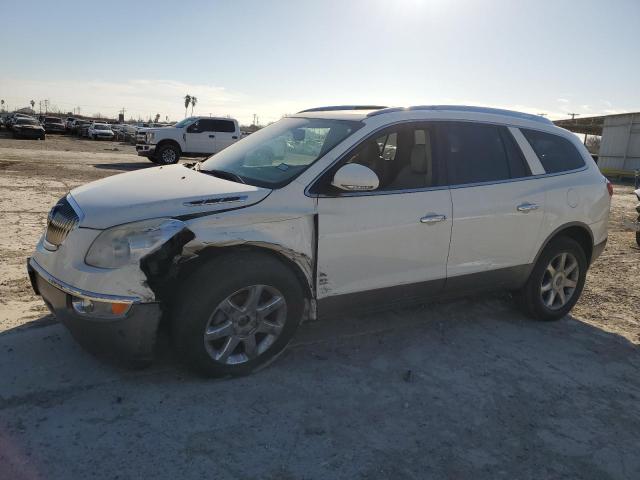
(136, 116, 241, 164)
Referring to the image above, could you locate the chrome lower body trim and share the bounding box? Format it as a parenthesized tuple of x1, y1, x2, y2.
(28, 258, 142, 304)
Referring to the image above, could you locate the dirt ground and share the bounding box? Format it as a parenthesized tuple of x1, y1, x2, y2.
(0, 132, 639, 479)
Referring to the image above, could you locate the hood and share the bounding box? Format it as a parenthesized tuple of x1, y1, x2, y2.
(140, 127, 170, 134)
(70, 164, 271, 229)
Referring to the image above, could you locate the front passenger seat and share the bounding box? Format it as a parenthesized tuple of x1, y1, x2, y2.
(391, 143, 432, 189)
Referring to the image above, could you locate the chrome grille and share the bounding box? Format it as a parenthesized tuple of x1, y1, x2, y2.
(45, 196, 79, 248)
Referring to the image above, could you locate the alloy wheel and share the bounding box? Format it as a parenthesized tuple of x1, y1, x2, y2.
(203, 285, 287, 365)
(162, 149, 176, 163)
(540, 252, 580, 310)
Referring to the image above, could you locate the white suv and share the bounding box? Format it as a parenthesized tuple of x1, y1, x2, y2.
(136, 116, 241, 164)
(28, 105, 611, 376)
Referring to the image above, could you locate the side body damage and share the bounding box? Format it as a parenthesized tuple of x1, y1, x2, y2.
(139, 210, 318, 322)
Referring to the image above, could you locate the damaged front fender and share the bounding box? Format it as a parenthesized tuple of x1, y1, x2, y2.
(136, 211, 317, 318)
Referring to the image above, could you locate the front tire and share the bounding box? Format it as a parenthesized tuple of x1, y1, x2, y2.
(172, 253, 305, 377)
(515, 237, 587, 321)
(155, 144, 180, 165)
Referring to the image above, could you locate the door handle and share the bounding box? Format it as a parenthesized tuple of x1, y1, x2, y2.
(209, 134, 215, 138)
(420, 214, 447, 224)
(517, 202, 539, 213)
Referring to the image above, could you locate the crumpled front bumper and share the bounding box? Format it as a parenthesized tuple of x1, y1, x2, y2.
(27, 258, 161, 366)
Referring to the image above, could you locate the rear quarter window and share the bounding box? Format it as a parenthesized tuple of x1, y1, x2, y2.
(521, 129, 585, 174)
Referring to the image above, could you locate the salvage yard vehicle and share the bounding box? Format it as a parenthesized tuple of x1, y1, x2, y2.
(70, 119, 90, 135)
(78, 122, 92, 138)
(12, 117, 46, 139)
(28, 105, 611, 376)
(43, 116, 66, 134)
(87, 122, 114, 140)
(5, 113, 31, 130)
(136, 116, 240, 164)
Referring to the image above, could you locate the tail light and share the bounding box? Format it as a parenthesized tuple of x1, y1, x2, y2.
(606, 179, 613, 197)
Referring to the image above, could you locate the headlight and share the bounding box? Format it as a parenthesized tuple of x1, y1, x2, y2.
(85, 218, 186, 268)
(146, 132, 155, 143)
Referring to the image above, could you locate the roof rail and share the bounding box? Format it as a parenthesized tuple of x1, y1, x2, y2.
(367, 105, 553, 125)
(298, 105, 388, 113)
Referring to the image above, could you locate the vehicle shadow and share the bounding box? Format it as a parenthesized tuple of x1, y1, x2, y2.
(1, 295, 639, 479)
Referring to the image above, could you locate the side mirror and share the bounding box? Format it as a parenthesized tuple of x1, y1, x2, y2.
(331, 164, 379, 192)
(187, 122, 199, 133)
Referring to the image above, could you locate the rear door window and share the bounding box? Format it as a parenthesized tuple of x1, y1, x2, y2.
(521, 129, 585, 173)
(441, 122, 529, 185)
(211, 120, 236, 133)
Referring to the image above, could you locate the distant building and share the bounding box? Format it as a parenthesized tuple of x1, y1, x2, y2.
(555, 113, 640, 176)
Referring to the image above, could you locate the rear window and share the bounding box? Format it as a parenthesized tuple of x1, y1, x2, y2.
(441, 122, 530, 185)
(521, 129, 585, 173)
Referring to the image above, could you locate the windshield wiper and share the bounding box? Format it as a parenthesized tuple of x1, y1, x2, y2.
(199, 168, 246, 184)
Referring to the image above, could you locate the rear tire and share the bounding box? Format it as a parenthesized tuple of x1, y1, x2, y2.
(515, 237, 587, 321)
(172, 252, 305, 377)
(155, 143, 180, 165)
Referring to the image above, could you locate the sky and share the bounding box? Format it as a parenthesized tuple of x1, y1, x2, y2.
(1, 0, 639, 125)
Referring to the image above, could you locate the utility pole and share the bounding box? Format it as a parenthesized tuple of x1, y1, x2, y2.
(253, 113, 256, 125)
(44, 99, 49, 114)
(567, 112, 580, 120)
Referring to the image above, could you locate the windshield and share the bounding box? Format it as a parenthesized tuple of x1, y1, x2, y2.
(94, 124, 110, 130)
(200, 117, 362, 188)
(174, 117, 198, 128)
(17, 118, 38, 125)
(46, 117, 62, 123)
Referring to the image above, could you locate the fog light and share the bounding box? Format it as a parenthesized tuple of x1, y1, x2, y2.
(71, 297, 131, 317)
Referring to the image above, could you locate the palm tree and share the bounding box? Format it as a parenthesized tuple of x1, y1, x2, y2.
(0, 99, 4, 112)
(190, 96, 198, 116)
(184, 94, 191, 118)
(154, 113, 160, 123)
(30, 99, 35, 111)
